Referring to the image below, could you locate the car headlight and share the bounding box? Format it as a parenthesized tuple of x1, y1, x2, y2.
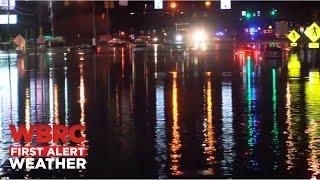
(153, 37, 158, 42)
(175, 34, 183, 42)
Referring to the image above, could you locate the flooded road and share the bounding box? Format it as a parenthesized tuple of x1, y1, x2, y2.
(0, 44, 320, 178)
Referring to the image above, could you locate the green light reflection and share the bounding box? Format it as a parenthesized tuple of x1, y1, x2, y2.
(272, 69, 279, 170)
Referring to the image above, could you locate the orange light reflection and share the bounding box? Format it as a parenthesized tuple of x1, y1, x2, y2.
(170, 73, 182, 176)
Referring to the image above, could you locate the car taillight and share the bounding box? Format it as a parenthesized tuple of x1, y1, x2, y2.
(96, 47, 102, 53)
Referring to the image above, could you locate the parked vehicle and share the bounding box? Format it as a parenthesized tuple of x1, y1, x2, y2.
(95, 41, 109, 54)
(69, 44, 94, 55)
(133, 38, 148, 51)
(262, 47, 283, 68)
(108, 38, 127, 47)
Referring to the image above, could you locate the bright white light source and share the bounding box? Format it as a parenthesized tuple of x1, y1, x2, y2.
(192, 30, 207, 42)
(154, 0, 163, 9)
(193, 42, 199, 50)
(241, 11, 246, 16)
(257, 10, 261, 16)
(175, 34, 183, 42)
(249, 27, 258, 35)
(299, 27, 305, 33)
(216, 32, 224, 36)
(0, 14, 17, 24)
(200, 43, 207, 51)
(153, 37, 158, 42)
(47, 52, 53, 56)
(221, 0, 231, 9)
(0, 0, 15, 10)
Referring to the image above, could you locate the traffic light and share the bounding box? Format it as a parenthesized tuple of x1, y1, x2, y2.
(245, 12, 252, 19)
(270, 8, 278, 17)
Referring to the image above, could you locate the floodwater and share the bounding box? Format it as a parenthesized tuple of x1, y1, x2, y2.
(0, 44, 320, 178)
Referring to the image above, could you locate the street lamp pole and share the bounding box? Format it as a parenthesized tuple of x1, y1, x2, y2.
(49, 0, 54, 37)
(170, 2, 177, 17)
(35, 1, 39, 57)
(106, 6, 110, 36)
(92, 1, 96, 47)
(6, 0, 10, 52)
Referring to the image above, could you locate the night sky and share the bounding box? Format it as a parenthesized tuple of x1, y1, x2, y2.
(3, 1, 320, 43)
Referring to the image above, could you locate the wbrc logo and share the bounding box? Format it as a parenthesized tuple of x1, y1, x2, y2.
(8, 124, 87, 170)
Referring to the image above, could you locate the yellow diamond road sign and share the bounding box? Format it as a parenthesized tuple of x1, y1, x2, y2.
(287, 30, 300, 43)
(304, 22, 320, 42)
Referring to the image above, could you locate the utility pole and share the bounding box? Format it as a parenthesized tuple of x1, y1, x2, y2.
(104, 1, 113, 38)
(49, 0, 54, 37)
(6, 0, 10, 52)
(34, 1, 39, 58)
(6, 0, 13, 123)
(92, 1, 96, 47)
(106, 7, 110, 36)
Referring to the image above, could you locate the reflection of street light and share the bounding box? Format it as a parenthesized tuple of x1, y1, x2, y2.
(170, 2, 177, 9)
(205, 1, 211, 7)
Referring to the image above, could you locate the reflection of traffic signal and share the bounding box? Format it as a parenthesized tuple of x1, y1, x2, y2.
(270, 8, 278, 17)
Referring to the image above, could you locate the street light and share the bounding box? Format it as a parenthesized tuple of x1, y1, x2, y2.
(170, 2, 177, 9)
(205, 1, 211, 7)
(169, 2, 177, 17)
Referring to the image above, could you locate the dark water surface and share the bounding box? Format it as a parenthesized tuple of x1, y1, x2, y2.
(0, 45, 320, 178)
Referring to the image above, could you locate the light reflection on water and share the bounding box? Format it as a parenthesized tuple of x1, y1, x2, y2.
(285, 80, 296, 171)
(0, 54, 89, 177)
(244, 56, 260, 170)
(285, 54, 304, 173)
(305, 72, 320, 178)
(0, 46, 319, 178)
(169, 72, 182, 176)
(79, 63, 86, 143)
(64, 67, 69, 125)
(221, 80, 235, 176)
(0, 64, 18, 170)
(271, 69, 280, 170)
(155, 82, 167, 178)
(202, 75, 216, 173)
